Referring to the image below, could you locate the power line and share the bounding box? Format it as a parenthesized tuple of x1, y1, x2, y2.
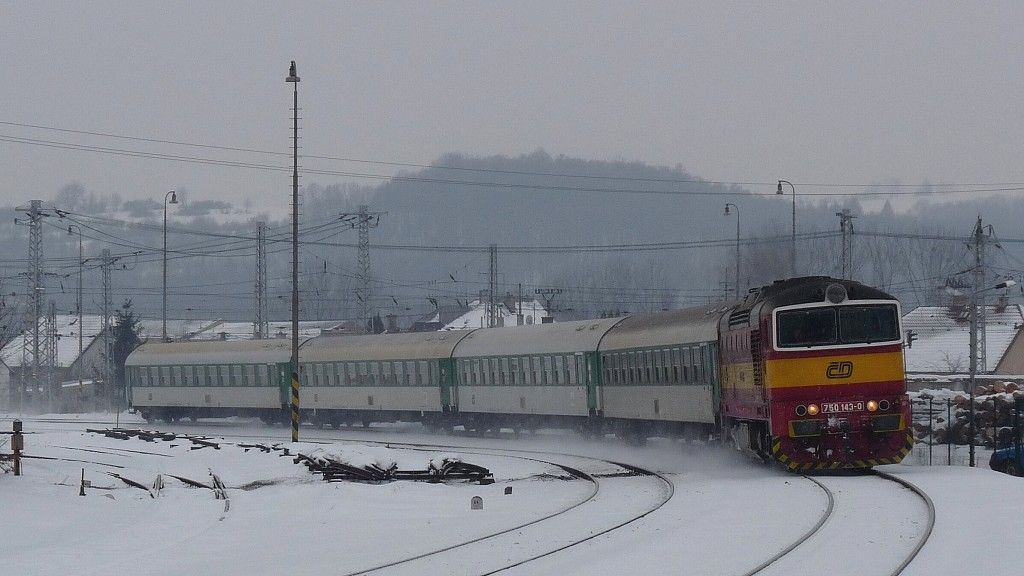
(5, 131, 1024, 197)
(5, 119, 1024, 189)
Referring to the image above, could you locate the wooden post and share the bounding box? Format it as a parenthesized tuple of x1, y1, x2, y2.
(12, 420, 23, 476)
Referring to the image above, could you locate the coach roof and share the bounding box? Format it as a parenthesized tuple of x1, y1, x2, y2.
(599, 306, 727, 351)
(126, 339, 293, 366)
(301, 330, 475, 362)
(453, 317, 626, 358)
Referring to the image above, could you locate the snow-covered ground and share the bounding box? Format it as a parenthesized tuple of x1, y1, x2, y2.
(2, 414, 1022, 576)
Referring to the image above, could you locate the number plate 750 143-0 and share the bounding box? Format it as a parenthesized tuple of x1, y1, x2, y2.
(821, 401, 864, 413)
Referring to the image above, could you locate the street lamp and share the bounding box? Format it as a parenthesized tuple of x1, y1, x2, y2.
(724, 203, 740, 299)
(777, 180, 796, 277)
(67, 225, 83, 399)
(162, 190, 178, 341)
(969, 278, 1016, 467)
(286, 60, 301, 442)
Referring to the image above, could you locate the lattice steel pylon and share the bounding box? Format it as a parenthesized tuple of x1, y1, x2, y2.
(16, 199, 44, 408)
(254, 221, 268, 338)
(346, 205, 382, 324)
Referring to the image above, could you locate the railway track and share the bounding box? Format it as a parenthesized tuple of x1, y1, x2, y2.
(336, 451, 673, 576)
(743, 470, 934, 576)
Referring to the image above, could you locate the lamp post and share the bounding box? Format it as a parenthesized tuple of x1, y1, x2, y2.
(968, 278, 1016, 467)
(162, 190, 178, 341)
(724, 203, 740, 299)
(777, 180, 796, 277)
(67, 225, 83, 399)
(286, 60, 301, 442)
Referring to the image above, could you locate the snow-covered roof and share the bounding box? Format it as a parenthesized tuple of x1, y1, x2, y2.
(0, 315, 339, 369)
(1, 314, 106, 369)
(902, 305, 1024, 373)
(441, 299, 549, 331)
(189, 320, 335, 341)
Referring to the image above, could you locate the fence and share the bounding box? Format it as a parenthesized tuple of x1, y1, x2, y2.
(908, 393, 1023, 467)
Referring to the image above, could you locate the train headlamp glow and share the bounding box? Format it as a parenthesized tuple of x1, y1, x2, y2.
(806, 404, 820, 416)
(867, 400, 879, 412)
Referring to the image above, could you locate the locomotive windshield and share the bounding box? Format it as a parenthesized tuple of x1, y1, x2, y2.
(777, 303, 899, 348)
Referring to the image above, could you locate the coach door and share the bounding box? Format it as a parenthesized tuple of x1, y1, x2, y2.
(276, 363, 291, 408)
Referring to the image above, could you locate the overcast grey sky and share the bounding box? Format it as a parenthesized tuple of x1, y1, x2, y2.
(2, 2, 1023, 213)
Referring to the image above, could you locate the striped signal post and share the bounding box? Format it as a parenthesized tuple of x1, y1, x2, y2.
(291, 370, 300, 442)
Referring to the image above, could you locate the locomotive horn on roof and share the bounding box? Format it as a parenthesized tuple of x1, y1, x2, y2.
(825, 283, 848, 304)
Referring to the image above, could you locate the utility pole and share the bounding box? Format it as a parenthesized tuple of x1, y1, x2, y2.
(43, 301, 56, 413)
(67, 225, 84, 405)
(254, 221, 267, 338)
(100, 249, 113, 412)
(488, 244, 498, 328)
(968, 216, 986, 467)
(836, 209, 856, 279)
(517, 283, 524, 326)
(286, 60, 301, 442)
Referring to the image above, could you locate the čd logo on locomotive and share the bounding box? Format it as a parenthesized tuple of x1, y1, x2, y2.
(825, 361, 854, 379)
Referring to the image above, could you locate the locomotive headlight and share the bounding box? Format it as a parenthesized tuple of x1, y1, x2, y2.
(879, 399, 891, 411)
(867, 400, 879, 412)
(807, 404, 820, 416)
(795, 405, 807, 416)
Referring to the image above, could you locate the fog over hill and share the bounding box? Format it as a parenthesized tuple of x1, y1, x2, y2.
(1, 151, 1022, 344)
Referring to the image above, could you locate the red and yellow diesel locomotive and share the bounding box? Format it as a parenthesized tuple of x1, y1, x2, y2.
(720, 277, 913, 470)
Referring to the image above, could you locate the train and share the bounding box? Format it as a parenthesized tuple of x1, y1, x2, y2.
(125, 276, 914, 470)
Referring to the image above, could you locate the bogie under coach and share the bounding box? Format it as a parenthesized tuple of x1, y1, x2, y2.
(126, 276, 912, 469)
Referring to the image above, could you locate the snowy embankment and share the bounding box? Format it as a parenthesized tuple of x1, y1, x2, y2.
(2, 416, 1023, 576)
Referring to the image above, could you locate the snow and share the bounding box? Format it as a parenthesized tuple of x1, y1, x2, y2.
(2, 416, 1023, 575)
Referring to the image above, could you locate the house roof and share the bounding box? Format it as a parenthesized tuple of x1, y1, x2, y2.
(902, 305, 1024, 373)
(441, 299, 549, 331)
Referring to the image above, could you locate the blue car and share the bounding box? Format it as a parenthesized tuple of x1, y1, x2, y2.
(990, 445, 1023, 476)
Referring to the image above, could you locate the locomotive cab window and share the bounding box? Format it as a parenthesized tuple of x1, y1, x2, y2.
(777, 304, 899, 348)
(839, 304, 900, 344)
(776, 307, 838, 347)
